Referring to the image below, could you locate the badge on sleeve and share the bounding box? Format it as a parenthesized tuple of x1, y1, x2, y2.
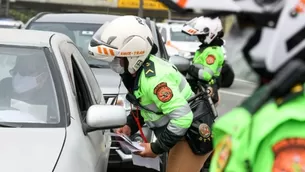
(154, 82, 173, 103)
(206, 55, 215, 65)
(216, 135, 232, 172)
(272, 138, 305, 172)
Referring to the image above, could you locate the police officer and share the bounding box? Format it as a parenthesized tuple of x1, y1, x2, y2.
(88, 15, 213, 172)
(181, 16, 225, 103)
(208, 0, 305, 171)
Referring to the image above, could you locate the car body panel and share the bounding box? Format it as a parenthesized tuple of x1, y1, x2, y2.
(0, 128, 65, 171)
(49, 34, 109, 172)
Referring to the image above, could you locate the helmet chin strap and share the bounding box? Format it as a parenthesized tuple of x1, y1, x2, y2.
(123, 58, 135, 75)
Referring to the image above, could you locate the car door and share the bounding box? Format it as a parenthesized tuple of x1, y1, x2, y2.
(68, 42, 110, 172)
(59, 41, 109, 172)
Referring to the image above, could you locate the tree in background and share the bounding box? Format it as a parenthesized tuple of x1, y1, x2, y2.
(9, 9, 37, 23)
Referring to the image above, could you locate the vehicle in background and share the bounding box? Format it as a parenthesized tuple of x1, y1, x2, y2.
(0, 18, 24, 29)
(0, 28, 126, 172)
(24, 12, 170, 171)
(157, 21, 200, 58)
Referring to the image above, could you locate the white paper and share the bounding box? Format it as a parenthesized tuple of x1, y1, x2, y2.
(0, 110, 44, 123)
(10, 99, 48, 122)
(132, 154, 161, 171)
(110, 133, 161, 171)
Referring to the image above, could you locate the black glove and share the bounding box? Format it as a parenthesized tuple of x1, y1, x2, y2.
(188, 65, 200, 79)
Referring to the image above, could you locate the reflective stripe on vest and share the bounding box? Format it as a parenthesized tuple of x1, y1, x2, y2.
(194, 63, 214, 80)
(145, 97, 194, 135)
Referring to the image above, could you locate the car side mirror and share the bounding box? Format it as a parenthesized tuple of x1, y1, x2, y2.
(82, 105, 127, 135)
(169, 55, 191, 73)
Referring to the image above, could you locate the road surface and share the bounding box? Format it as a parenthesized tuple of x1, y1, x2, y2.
(217, 78, 257, 116)
(108, 78, 257, 172)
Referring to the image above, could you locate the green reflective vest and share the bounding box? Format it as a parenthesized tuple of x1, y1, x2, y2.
(209, 84, 305, 172)
(193, 46, 225, 82)
(134, 55, 194, 135)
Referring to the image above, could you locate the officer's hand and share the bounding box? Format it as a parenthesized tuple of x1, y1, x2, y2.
(137, 143, 158, 158)
(115, 125, 131, 136)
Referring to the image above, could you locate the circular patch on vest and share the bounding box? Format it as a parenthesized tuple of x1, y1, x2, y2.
(216, 135, 232, 172)
(153, 82, 173, 103)
(199, 123, 211, 138)
(272, 138, 305, 172)
(206, 55, 215, 65)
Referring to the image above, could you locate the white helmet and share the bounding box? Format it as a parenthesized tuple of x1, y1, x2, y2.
(182, 16, 223, 44)
(88, 15, 154, 74)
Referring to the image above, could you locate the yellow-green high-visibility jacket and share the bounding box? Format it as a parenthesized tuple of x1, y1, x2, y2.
(193, 46, 225, 82)
(209, 84, 305, 172)
(133, 55, 195, 154)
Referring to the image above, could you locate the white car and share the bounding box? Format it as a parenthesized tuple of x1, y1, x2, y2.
(157, 21, 201, 58)
(0, 28, 126, 172)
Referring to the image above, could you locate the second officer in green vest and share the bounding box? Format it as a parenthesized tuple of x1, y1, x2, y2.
(181, 16, 225, 104)
(88, 15, 214, 172)
(181, 16, 225, 85)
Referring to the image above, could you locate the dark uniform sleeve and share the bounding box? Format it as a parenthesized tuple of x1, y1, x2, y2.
(126, 110, 145, 136)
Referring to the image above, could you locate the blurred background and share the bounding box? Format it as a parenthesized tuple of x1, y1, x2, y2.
(0, 0, 259, 83)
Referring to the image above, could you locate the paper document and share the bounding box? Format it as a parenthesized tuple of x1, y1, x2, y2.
(132, 154, 161, 171)
(10, 99, 48, 122)
(110, 133, 161, 171)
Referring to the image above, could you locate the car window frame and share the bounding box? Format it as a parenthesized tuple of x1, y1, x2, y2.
(58, 41, 77, 96)
(160, 27, 167, 42)
(71, 55, 92, 119)
(67, 42, 102, 105)
(58, 41, 94, 123)
(146, 19, 169, 61)
(154, 22, 170, 61)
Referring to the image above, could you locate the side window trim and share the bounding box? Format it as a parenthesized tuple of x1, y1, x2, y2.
(67, 42, 99, 104)
(72, 56, 92, 112)
(154, 23, 169, 60)
(161, 28, 167, 42)
(58, 41, 76, 95)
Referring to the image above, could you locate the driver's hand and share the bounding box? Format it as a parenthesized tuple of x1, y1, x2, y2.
(115, 125, 131, 136)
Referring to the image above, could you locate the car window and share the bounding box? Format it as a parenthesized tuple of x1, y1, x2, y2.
(0, 46, 61, 126)
(28, 22, 110, 68)
(68, 43, 102, 104)
(72, 56, 92, 119)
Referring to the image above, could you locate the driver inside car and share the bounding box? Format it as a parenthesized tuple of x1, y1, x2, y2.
(0, 54, 57, 123)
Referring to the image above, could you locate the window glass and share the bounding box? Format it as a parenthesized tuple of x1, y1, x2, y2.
(29, 22, 110, 68)
(0, 46, 60, 125)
